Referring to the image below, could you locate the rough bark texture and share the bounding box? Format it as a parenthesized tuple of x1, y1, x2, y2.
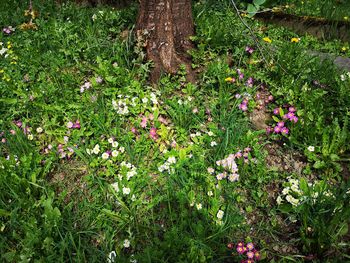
(136, 0, 195, 83)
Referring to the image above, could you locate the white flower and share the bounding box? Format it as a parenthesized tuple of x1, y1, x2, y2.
(196, 203, 202, 210)
(36, 127, 43, 133)
(86, 149, 92, 155)
(107, 251, 116, 263)
(108, 138, 114, 144)
(112, 150, 119, 157)
(207, 131, 214, 136)
(111, 182, 119, 192)
(340, 74, 346, 81)
(126, 170, 137, 180)
(282, 187, 290, 195)
(93, 145, 100, 154)
(112, 141, 119, 148)
(286, 195, 299, 206)
(217, 210, 224, 219)
(177, 99, 183, 105)
(122, 187, 130, 195)
(307, 146, 315, 152)
(207, 167, 215, 174)
(119, 146, 125, 153)
(210, 141, 217, 147)
(123, 239, 130, 248)
(27, 134, 34, 140)
(142, 97, 148, 104)
(102, 152, 109, 159)
(207, 191, 213, 197)
(0, 47, 8, 56)
(92, 14, 97, 21)
(276, 196, 283, 205)
(228, 173, 239, 182)
(167, 156, 176, 164)
(196, 131, 201, 136)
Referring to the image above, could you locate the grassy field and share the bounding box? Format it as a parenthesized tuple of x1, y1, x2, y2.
(0, 0, 350, 262)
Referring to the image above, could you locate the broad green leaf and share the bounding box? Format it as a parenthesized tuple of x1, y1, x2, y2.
(253, 0, 266, 6)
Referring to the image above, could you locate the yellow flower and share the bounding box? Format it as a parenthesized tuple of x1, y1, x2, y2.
(344, 16, 349, 21)
(341, 47, 348, 51)
(225, 77, 233, 82)
(0, 69, 4, 74)
(263, 37, 272, 43)
(291, 37, 300, 43)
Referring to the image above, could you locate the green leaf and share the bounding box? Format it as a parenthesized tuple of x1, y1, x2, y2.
(253, 0, 266, 6)
(313, 160, 326, 169)
(272, 116, 280, 122)
(0, 98, 17, 104)
(247, 4, 258, 17)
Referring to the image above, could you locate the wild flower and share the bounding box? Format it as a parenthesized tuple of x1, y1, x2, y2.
(196, 203, 202, 210)
(107, 251, 116, 263)
(95, 76, 103, 83)
(102, 152, 109, 159)
(111, 150, 119, 157)
(281, 127, 289, 135)
(207, 167, 215, 174)
(3, 26, 15, 35)
(246, 77, 254, 87)
(150, 127, 158, 140)
(210, 141, 217, 147)
(207, 191, 213, 196)
(112, 141, 119, 148)
(262, 37, 272, 43)
(122, 187, 131, 195)
(36, 127, 43, 133)
(291, 37, 300, 43)
(245, 46, 254, 54)
(111, 182, 119, 192)
(307, 146, 315, 152)
(273, 108, 280, 115)
(225, 77, 235, 83)
(216, 209, 224, 219)
(123, 239, 130, 248)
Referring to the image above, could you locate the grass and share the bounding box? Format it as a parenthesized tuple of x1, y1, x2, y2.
(1, 0, 350, 262)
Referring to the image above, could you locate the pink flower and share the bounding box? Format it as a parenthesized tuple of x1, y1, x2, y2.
(245, 46, 254, 54)
(287, 112, 295, 119)
(73, 121, 80, 129)
(288, 106, 296, 112)
(67, 121, 74, 128)
(150, 127, 158, 140)
(246, 242, 254, 251)
(192, 107, 198, 114)
(247, 251, 254, 259)
(140, 117, 148, 128)
(273, 108, 280, 115)
(246, 77, 254, 87)
(281, 127, 289, 135)
(149, 114, 154, 121)
(239, 103, 248, 111)
(277, 121, 285, 128)
(1, 138, 6, 143)
(10, 129, 16, 135)
(131, 127, 137, 134)
(236, 246, 245, 254)
(291, 116, 298, 123)
(235, 93, 241, 99)
(268, 95, 274, 101)
(266, 126, 273, 135)
(274, 126, 281, 133)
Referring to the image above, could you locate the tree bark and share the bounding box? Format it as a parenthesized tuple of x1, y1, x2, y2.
(136, 0, 195, 83)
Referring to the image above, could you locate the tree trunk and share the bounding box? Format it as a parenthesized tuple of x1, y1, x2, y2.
(136, 0, 195, 83)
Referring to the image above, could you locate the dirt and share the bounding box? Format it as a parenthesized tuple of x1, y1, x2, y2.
(48, 160, 89, 204)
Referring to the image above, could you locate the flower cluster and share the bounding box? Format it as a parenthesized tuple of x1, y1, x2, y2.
(80, 81, 92, 93)
(267, 106, 298, 135)
(3, 26, 15, 35)
(245, 46, 254, 55)
(158, 156, 176, 173)
(86, 137, 124, 159)
(67, 120, 81, 129)
(227, 241, 261, 262)
(277, 177, 335, 207)
(340, 72, 350, 81)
